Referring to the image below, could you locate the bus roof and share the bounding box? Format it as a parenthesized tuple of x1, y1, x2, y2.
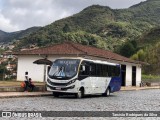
(83, 58, 119, 66)
(56, 57, 119, 66)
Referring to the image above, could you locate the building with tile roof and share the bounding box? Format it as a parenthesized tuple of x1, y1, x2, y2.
(14, 42, 142, 86)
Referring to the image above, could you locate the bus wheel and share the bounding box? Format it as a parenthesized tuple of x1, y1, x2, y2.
(53, 92, 59, 97)
(103, 88, 110, 97)
(76, 89, 84, 98)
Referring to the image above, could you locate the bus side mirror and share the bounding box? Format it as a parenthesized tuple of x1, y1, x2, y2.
(82, 66, 85, 71)
(80, 65, 85, 72)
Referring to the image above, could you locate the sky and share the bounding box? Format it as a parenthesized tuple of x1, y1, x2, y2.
(0, 0, 146, 32)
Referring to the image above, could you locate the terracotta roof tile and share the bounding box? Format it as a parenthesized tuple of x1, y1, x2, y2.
(14, 42, 86, 55)
(13, 42, 140, 64)
(71, 42, 137, 63)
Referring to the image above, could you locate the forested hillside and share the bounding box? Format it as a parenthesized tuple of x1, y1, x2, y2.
(14, 0, 160, 50)
(131, 28, 160, 74)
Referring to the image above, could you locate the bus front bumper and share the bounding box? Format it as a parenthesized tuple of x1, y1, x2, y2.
(46, 84, 78, 93)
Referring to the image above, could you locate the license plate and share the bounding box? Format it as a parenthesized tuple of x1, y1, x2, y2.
(56, 87, 61, 90)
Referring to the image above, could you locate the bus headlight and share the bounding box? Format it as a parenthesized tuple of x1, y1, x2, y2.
(69, 79, 76, 84)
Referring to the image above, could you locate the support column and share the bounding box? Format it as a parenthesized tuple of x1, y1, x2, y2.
(125, 64, 132, 86)
(136, 66, 142, 86)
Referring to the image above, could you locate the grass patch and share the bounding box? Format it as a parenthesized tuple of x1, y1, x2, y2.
(142, 74, 160, 82)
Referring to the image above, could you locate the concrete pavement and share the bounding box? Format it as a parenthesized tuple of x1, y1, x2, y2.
(0, 91, 52, 98)
(121, 86, 160, 91)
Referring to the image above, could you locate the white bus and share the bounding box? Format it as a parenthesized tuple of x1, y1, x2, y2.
(47, 57, 121, 98)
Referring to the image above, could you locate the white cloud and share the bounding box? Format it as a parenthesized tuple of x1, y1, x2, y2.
(0, 0, 146, 32)
(0, 12, 19, 32)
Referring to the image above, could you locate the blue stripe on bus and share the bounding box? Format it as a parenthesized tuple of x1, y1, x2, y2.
(109, 77, 121, 92)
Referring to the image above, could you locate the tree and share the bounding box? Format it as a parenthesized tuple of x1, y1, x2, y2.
(119, 41, 136, 57)
(63, 24, 71, 33)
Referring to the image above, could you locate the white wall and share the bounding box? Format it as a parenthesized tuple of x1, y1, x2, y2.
(17, 55, 61, 82)
(17, 55, 45, 82)
(47, 56, 57, 63)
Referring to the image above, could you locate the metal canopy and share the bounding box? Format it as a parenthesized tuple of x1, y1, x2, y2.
(33, 59, 52, 65)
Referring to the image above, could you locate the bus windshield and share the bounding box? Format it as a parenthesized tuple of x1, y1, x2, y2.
(48, 59, 80, 80)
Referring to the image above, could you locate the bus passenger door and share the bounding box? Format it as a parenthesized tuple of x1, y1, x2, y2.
(78, 61, 92, 94)
(90, 63, 101, 94)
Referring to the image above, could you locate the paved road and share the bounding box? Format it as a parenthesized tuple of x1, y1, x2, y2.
(0, 89, 160, 120)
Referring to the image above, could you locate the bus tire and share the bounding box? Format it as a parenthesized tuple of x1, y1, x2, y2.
(76, 89, 84, 98)
(103, 87, 110, 97)
(53, 92, 59, 97)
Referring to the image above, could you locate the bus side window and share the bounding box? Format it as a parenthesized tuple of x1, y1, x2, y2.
(115, 66, 120, 77)
(97, 64, 103, 77)
(108, 66, 112, 77)
(102, 65, 108, 77)
(90, 63, 96, 76)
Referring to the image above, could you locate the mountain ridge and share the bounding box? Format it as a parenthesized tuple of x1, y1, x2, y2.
(0, 27, 41, 43)
(15, 0, 160, 48)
